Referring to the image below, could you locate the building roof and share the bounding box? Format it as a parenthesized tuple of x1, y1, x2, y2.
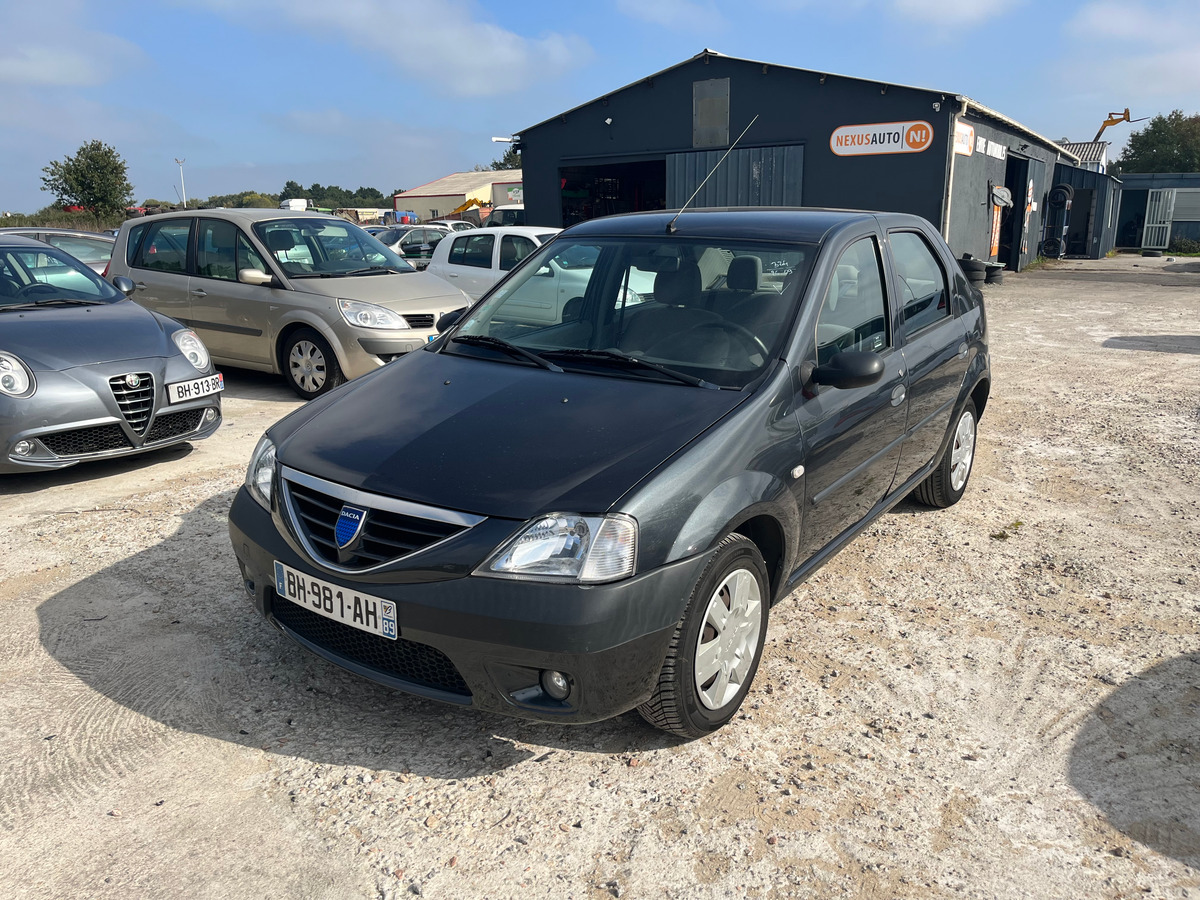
(396, 170, 523, 200)
(1057, 141, 1109, 164)
(518, 50, 1079, 164)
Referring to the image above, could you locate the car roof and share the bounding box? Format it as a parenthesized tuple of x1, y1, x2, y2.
(117, 208, 348, 230)
(562, 207, 896, 244)
(0, 226, 115, 240)
(451, 225, 561, 239)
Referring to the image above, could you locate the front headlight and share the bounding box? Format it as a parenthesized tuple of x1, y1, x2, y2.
(172, 329, 211, 371)
(338, 298, 409, 330)
(245, 436, 276, 510)
(481, 513, 637, 583)
(0, 352, 34, 397)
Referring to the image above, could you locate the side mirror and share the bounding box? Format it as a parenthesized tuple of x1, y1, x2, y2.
(810, 351, 885, 389)
(111, 275, 136, 297)
(436, 307, 466, 333)
(238, 268, 274, 286)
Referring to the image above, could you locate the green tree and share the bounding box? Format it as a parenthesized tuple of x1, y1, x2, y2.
(203, 190, 279, 208)
(40, 140, 133, 217)
(491, 146, 521, 170)
(279, 180, 306, 201)
(1118, 110, 1200, 173)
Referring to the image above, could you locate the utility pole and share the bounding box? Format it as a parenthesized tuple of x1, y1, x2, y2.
(174, 158, 187, 208)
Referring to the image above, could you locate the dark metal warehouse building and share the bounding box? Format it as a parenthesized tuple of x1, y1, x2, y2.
(516, 50, 1080, 271)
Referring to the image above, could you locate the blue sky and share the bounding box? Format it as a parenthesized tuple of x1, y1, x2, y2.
(1, 0, 1196, 212)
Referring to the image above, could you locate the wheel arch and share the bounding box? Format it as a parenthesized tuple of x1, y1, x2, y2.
(274, 317, 347, 376)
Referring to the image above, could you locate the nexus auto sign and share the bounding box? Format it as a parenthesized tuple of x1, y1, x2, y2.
(830, 121, 934, 156)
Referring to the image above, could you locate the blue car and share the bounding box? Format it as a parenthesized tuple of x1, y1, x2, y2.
(0, 235, 223, 474)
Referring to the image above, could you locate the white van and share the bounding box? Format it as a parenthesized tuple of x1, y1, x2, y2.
(486, 204, 525, 227)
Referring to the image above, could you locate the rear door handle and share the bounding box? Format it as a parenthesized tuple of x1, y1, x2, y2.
(447, 272, 459, 277)
(890, 385, 906, 407)
(190, 289, 207, 297)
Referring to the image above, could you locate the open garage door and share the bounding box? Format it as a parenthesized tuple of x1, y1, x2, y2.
(559, 160, 667, 226)
(667, 145, 804, 208)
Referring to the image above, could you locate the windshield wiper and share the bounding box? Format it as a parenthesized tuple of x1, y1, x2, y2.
(451, 335, 563, 372)
(1, 297, 109, 310)
(342, 265, 409, 276)
(542, 348, 719, 389)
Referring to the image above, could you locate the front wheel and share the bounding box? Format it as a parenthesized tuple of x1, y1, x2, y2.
(282, 328, 344, 400)
(913, 399, 977, 508)
(638, 534, 769, 738)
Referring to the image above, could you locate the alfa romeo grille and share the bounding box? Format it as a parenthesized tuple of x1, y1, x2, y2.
(109, 373, 155, 435)
(145, 409, 204, 443)
(40, 424, 132, 457)
(281, 468, 483, 571)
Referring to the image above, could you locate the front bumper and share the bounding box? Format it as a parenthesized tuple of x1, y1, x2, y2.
(228, 486, 707, 723)
(0, 360, 222, 474)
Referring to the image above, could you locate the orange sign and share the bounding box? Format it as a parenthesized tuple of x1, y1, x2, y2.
(830, 121, 935, 156)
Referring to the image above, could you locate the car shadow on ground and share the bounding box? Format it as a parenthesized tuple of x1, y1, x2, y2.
(1102, 335, 1200, 355)
(1068, 653, 1200, 867)
(218, 366, 303, 403)
(35, 491, 680, 783)
(1, 444, 195, 495)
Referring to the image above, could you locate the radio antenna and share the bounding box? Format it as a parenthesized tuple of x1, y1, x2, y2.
(666, 114, 759, 234)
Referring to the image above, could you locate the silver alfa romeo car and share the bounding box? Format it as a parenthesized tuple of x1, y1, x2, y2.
(0, 235, 223, 474)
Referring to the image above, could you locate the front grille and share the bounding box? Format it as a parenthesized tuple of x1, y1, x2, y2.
(146, 408, 204, 443)
(403, 314, 435, 329)
(286, 479, 466, 570)
(270, 591, 471, 697)
(40, 423, 132, 456)
(109, 373, 155, 434)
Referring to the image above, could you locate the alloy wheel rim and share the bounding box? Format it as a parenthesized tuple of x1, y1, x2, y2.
(694, 567, 762, 711)
(950, 411, 976, 492)
(289, 341, 327, 393)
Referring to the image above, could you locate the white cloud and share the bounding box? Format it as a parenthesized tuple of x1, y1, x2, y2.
(615, 0, 727, 31)
(190, 0, 592, 97)
(0, 4, 144, 86)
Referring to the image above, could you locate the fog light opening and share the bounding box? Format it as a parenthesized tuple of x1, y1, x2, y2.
(13, 440, 33, 456)
(204, 408, 217, 423)
(540, 669, 571, 701)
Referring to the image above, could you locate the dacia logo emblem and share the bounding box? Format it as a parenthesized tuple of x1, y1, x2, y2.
(125, 373, 141, 388)
(334, 505, 368, 561)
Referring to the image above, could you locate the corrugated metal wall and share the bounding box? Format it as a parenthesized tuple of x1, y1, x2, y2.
(1172, 189, 1200, 221)
(666, 145, 804, 209)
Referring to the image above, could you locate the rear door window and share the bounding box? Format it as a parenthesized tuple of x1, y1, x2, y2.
(448, 233, 495, 268)
(134, 220, 192, 273)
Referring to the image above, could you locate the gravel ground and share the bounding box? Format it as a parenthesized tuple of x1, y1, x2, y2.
(1, 255, 1197, 899)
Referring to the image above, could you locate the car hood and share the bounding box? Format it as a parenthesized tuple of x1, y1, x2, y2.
(289, 271, 468, 310)
(275, 348, 748, 520)
(1, 300, 180, 370)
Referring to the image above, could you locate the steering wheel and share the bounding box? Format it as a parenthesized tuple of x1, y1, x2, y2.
(691, 320, 770, 363)
(15, 282, 59, 297)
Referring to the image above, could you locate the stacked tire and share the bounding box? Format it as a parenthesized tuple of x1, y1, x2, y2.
(960, 254, 987, 287)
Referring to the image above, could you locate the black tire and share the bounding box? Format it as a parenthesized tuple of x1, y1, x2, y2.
(281, 328, 344, 400)
(1141, 250, 1163, 258)
(638, 534, 769, 738)
(914, 399, 978, 508)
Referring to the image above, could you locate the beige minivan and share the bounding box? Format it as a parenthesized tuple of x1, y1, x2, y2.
(108, 209, 470, 398)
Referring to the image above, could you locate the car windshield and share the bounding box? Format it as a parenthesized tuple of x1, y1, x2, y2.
(447, 236, 816, 389)
(252, 217, 416, 277)
(0, 245, 122, 308)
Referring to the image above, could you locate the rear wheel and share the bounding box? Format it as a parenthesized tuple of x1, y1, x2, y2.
(282, 328, 344, 400)
(638, 534, 769, 738)
(913, 399, 977, 508)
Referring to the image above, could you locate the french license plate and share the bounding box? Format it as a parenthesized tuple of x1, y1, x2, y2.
(166, 372, 224, 404)
(427, 334, 438, 342)
(273, 561, 398, 640)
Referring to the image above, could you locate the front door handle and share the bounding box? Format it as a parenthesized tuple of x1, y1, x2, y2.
(134, 282, 146, 290)
(190, 289, 207, 297)
(957, 342, 969, 360)
(447, 272, 459, 277)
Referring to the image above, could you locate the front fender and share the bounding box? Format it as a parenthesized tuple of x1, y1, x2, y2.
(667, 471, 796, 563)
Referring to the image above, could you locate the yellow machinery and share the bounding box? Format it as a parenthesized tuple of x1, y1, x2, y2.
(1093, 109, 1149, 142)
